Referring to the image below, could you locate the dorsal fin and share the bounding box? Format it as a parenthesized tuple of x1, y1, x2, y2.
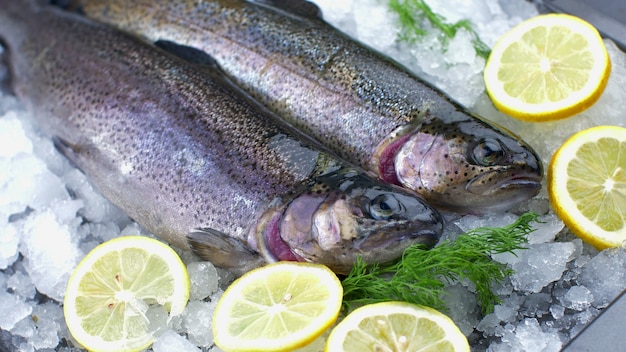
(49, 0, 83, 12)
(251, 0, 323, 20)
(155, 40, 220, 68)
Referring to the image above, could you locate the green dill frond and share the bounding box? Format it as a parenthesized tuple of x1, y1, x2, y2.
(388, 0, 491, 59)
(341, 212, 540, 315)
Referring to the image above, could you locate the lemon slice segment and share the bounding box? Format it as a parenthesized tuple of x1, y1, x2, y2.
(63, 236, 190, 352)
(213, 261, 342, 352)
(548, 125, 626, 249)
(325, 301, 469, 352)
(484, 14, 611, 122)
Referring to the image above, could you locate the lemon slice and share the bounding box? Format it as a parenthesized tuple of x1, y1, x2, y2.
(213, 261, 342, 352)
(63, 236, 190, 352)
(484, 14, 611, 122)
(325, 301, 469, 352)
(548, 125, 626, 249)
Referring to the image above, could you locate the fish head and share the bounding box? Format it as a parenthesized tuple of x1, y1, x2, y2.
(258, 167, 443, 274)
(390, 113, 543, 213)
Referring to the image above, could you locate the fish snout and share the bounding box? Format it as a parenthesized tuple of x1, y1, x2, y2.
(332, 188, 444, 268)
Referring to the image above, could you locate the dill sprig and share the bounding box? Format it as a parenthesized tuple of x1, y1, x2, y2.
(341, 212, 539, 315)
(388, 0, 491, 59)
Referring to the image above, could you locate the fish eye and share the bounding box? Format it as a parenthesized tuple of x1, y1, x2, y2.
(473, 138, 505, 166)
(370, 194, 402, 220)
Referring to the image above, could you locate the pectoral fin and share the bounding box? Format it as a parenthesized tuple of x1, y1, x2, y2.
(187, 229, 264, 273)
(52, 136, 92, 170)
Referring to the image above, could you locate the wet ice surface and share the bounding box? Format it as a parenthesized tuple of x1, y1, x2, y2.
(1, 0, 626, 351)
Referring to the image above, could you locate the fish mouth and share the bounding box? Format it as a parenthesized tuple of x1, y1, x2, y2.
(356, 227, 441, 252)
(497, 175, 543, 192)
(460, 171, 543, 213)
(466, 171, 543, 196)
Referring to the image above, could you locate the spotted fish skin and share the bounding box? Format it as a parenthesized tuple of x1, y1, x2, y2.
(81, 0, 543, 213)
(0, 1, 443, 274)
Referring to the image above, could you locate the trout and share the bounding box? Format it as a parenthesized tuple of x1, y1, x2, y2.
(81, 0, 544, 213)
(0, 1, 443, 274)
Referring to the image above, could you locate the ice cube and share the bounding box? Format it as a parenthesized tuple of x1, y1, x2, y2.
(494, 304, 517, 323)
(519, 292, 552, 318)
(1, 153, 63, 217)
(494, 242, 576, 293)
(455, 212, 519, 232)
(20, 209, 83, 302)
(187, 261, 219, 301)
(311, 0, 355, 34)
(578, 248, 626, 308)
(352, 0, 398, 52)
(527, 213, 564, 244)
(476, 312, 501, 335)
(0, 220, 20, 269)
(120, 221, 150, 237)
(562, 286, 594, 311)
(152, 330, 201, 352)
(7, 269, 35, 300)
(0, 113, 32, 157)
(550, 304, 565, 320)
(9, 314, 35, 348)
(444, 283, 480, 336)
(498, 318, 562, 352)
(181, 301, 214, 347)
(0, 291, 32, 330)
(146, 305, 170, 339)
(85, 221, 123, 244)
(569, 308, 601, 339)
(27, 302, 63, 350)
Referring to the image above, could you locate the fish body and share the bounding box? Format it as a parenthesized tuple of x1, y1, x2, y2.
(81, 0, 544, 213)
(0, 1, 443, 274)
